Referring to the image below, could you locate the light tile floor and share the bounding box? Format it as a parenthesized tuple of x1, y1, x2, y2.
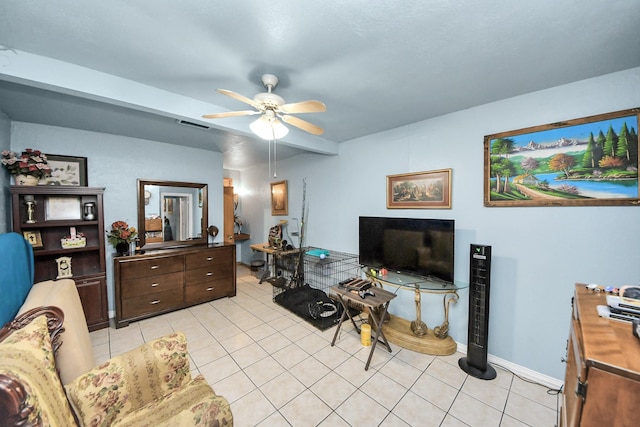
(91, 265, 561, 427)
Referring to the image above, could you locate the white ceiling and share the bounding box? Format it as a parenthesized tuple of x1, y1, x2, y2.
(0, 0, 639, 170)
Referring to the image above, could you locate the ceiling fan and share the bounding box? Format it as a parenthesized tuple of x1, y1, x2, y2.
(202, 74, 326, 138)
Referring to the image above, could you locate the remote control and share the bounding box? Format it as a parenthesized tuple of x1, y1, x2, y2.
(359, 289, 375, 299)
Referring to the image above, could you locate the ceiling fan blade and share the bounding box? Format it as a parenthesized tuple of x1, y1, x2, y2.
(202, 110, 260, 119)
(280, 100, 326, 114)
(217, 89, 262, 109)
(281, 115, 324, 135)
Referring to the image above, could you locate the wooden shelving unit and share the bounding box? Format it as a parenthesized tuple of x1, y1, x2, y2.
(10, 185, 108, 331)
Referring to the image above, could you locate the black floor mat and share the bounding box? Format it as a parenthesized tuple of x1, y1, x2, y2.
(273, 284, 344, 330)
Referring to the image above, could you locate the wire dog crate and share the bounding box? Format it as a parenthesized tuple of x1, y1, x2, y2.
(272, 247, 360, 298)
(271, 247, 361, 330)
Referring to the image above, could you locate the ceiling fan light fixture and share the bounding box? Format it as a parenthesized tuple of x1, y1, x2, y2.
(203, 73, 325, 138)
(250, 115, 289, 140)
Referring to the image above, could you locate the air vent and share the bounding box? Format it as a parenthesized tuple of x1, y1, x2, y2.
(177, 120, 210, 129)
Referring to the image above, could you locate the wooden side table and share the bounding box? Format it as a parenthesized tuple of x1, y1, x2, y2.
(330, 284, 397, 370)
(249, 243, 276, 283)
(249, 243, 302, 284)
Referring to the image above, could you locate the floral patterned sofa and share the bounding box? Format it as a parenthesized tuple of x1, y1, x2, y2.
(0, 232, 233, 426)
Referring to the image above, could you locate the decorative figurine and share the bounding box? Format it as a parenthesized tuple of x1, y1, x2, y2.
(56, 256, 73, 279)
(24, 195, 37, 224)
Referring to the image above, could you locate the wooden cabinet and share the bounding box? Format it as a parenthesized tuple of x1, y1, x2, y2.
(223, 186, 235, 243)
(10, 186, 108, 331)
(561, 284, 640, 427)
(114, 244, 236, 328)
(144, 218, 163, 243)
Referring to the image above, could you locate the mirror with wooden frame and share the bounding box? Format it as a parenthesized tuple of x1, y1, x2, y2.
(137, 179, 208, 249)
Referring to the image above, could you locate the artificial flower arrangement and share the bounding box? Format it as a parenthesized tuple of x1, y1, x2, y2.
(106, 221, 137, 247)
(1, 148, 52, 179)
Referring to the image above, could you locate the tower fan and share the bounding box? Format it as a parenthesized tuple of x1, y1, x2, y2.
(459, 244, 496, 380)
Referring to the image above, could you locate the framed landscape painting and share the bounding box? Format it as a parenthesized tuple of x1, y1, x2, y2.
(484, 108, 640, 207)
(387, 169, 452, 209)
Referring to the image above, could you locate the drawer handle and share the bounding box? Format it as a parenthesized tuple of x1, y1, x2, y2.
(206, 287, 214, 291)
(150, 300, 160, 305)
(150, 265, 160, 270)
(150, 283, 159, 287)
(206, 272, 213, 276)
(207, 257, 213, 261)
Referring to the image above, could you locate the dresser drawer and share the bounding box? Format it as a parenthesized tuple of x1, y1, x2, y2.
(119, 256, 183, 280)
(185, 263, 234, 286)
(114, 245, 236, 328)
(185, 247, 233, 269)
(185, 278, 234, 304)
(122, 288, 183, 319)
(120, 271, 183, 299)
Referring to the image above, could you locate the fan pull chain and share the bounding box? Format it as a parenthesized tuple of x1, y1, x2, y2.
(270, 125, 277, 178)
(268, 138, 272, 178)
(274, 138, 278, 178)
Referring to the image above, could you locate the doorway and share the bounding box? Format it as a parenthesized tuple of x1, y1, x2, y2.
(160, 193, 193, 241)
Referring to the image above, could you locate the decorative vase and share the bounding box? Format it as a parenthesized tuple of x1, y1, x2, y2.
(15, 174, 39, 186)
(115, 242, 130, 256)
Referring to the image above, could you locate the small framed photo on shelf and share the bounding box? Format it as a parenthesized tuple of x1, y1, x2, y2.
(45, 196, 82, 220)
(23, 230, 43, 248)
(39, 154, 88, 186)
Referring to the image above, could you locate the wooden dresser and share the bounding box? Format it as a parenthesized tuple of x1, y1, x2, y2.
(114, 244, 236, 328)
(561, 284, 640, 427)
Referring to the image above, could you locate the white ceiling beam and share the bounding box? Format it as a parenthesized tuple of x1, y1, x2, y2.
(0, 49, 338, 156)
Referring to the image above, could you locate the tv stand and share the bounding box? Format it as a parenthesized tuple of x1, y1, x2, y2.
(364, 269, 468, 355)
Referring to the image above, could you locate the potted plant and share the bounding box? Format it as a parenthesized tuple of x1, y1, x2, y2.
(107, 221, 137, 255)
(1, 148, 52, 185)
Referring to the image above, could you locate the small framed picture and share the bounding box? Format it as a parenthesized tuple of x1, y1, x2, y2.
(40, 154, 88, 186)
(270, 180, 288, 216)
(45, 196, 82, 220)
(23, 230, 43, 248)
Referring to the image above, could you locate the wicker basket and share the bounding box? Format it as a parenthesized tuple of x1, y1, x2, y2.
(61, 237, 86, 249)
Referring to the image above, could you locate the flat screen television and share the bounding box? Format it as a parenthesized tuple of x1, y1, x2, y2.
(359, 216, 455, 283)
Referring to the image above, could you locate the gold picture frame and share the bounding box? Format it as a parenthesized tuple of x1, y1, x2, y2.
(387, 169, 452, 209)
(23, 230, 43, 248)
(271, 180, 288, 216)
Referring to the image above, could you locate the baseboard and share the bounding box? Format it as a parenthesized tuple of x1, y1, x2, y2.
(456, 342, 563, 390)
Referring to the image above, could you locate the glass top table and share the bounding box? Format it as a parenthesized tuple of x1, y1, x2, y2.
(362, 268, 468, 292)
(363, 267, 468, 340)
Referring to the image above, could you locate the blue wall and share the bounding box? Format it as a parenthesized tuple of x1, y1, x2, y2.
(239, 67, 640, 383)
(6, 124, 225, 316)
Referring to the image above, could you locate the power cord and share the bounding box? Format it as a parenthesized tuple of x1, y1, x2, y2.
(490, 361, 563, 426)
